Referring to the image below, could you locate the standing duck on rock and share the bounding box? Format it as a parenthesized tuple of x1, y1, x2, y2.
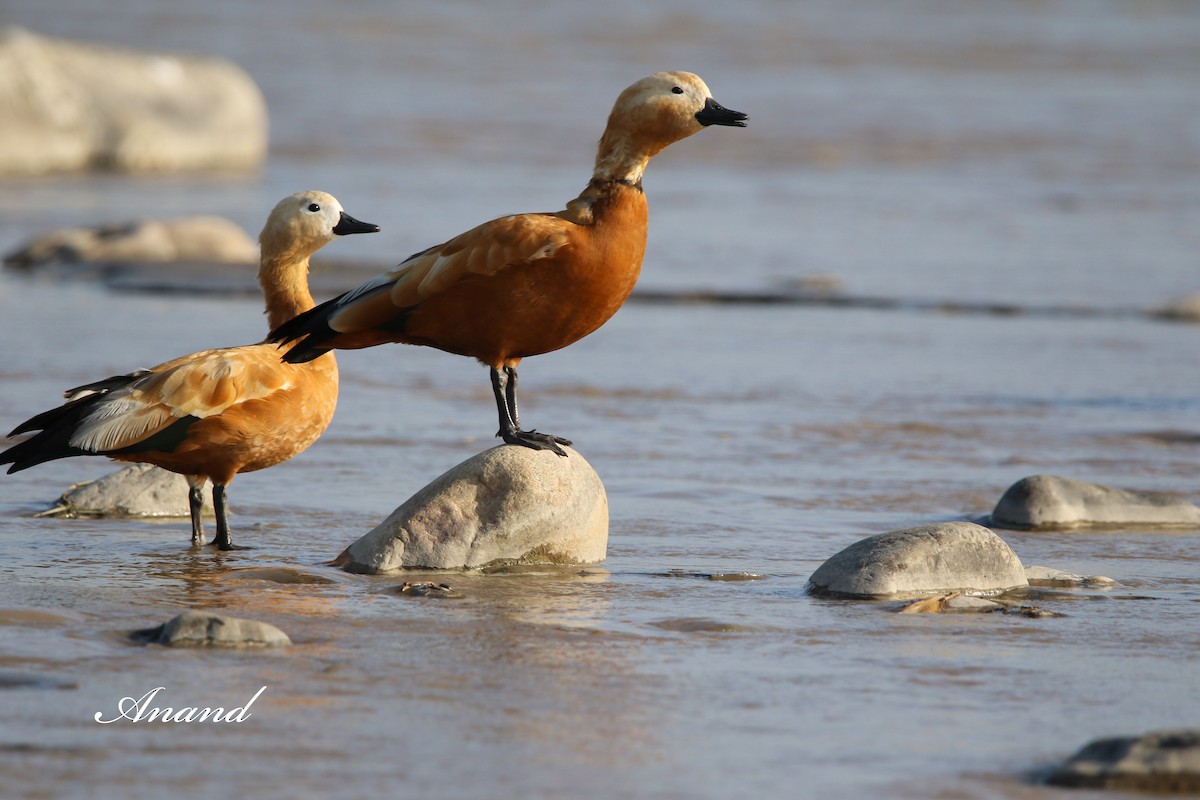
(1, 191, 379, 550)
(270, 71, 746, 455)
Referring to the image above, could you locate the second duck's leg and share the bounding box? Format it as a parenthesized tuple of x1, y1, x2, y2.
(187, 478, 206, 547)
(490, 366, 571, 456)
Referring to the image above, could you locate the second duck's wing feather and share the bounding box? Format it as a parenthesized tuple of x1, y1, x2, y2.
(69, 345, 298, 454)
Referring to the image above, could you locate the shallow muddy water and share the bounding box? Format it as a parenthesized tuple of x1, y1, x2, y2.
(1, 1, 1199, 798)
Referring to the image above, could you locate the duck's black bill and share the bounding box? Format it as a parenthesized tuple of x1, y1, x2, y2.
(695, 97, 748, 127)
(333, 212, 380, 236)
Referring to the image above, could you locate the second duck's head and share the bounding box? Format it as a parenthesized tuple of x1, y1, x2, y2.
(261, 191, 380, 258)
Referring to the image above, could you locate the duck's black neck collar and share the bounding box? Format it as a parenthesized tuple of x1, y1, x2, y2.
(589, 177, 643, 192)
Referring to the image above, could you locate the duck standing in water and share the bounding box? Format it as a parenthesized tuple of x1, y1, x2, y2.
(271, 72, 746, 455)
(1, 191, 379, 549)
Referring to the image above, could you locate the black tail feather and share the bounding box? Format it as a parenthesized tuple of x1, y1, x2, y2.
(268, 295, 343, 364)
(2, 395, 104, 473)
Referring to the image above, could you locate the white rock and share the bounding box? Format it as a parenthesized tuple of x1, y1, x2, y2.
(1048, 730, 1200, 792)
(808, 522, 1029, 598)
(41, 463, 211, 519)
(992, 475, 1200, 530)
(5, 217, 258, 267)
(335, 445, 609, 572)
(140, 611, 291, 648)
(0, 27, 266, 175)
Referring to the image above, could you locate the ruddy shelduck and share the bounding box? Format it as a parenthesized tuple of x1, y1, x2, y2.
(1, 191, 379, 549)
(271, 71, 746, 455)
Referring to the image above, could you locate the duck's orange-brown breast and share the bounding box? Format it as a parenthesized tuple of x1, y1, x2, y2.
(399, 186, 649, 368)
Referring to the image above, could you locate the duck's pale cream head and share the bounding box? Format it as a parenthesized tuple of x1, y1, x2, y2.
(594, 71, 747, 183)
(260, 191, 379, 259)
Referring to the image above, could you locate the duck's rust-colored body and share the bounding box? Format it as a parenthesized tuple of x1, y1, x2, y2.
(1, 191, 379, 549)
(272, 71, 746, 454)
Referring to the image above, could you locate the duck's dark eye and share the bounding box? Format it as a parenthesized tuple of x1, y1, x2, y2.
(308, 203, 321, 212)
(671, 86, 684, 95)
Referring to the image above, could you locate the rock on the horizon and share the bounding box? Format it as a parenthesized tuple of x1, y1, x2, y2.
(4, 217, 258, 268)
(335, 445, 609, 573)
(992, 475, 1200, 530)
(42, 463, 211, 519)
(1048, 730, 1200, 793)
(0, 27, 266, 175)
(1153, 292, 1200, 323)
(808, 522, 1028, 598)
(137, 611, 291, 648)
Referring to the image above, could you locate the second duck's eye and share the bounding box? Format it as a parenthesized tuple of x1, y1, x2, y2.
(308, 203, 321, 212)
(671, 86, 684, 94)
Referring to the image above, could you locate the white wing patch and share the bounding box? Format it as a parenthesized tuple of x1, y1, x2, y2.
(70, 398, 175, 453)
(65, 347, 295, 453)
(337, 270, 398, 307)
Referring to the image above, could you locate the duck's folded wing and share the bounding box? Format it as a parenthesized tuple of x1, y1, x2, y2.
(327, 213, 573, 334)
(69, 345, 294, 453)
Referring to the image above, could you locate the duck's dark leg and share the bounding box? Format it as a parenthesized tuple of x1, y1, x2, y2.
(187, 482, 206, 548)
(490, 366, 571, 456)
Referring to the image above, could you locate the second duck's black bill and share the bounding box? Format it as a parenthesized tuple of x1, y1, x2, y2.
(695, 97, 748, 127)
(333, 212, 380, 236)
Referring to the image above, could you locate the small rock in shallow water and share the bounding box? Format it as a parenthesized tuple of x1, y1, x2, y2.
(0, 671, 77, 690)
(334, 445, 608, 572)
(991, 475, 1200, 530)
(654, 569, 765, 581)
(395, 582, 463, 599)
(1024, 565, 1116, 587)
(808, 522, 1028, 599)
(898, 593, 1005, 614)
(134, 611, 290, 648)
(1048, 730, 1200, 793)
(37, 463, 211, 519)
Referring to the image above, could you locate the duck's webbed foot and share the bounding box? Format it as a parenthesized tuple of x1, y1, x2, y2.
(500, 428, 572, 457)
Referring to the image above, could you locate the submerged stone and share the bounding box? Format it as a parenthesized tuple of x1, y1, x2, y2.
(40, 463, 211, 519)
(1048, 730, 1200, 793)
(808, 522, 1028, 599)
(897, 592, 1005, 614)
(992, 474, 1200, 530)
(135, 611, 290, 648)
(334, 445, 608, 572)
(1024, 565, 1116, 587)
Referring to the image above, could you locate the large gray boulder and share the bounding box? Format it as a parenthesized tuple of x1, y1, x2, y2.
(992, 475, 1200, 530)
(5, 217, 258, 268)
(808, 522, 1028, 598)
(335, 445, 609, 572)
(1048, 730, 1200, 793)
(39, 463, 211, 519)
(0, 27, 266, 175)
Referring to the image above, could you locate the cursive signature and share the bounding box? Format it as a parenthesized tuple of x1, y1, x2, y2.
(94, 686, 267, 724)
